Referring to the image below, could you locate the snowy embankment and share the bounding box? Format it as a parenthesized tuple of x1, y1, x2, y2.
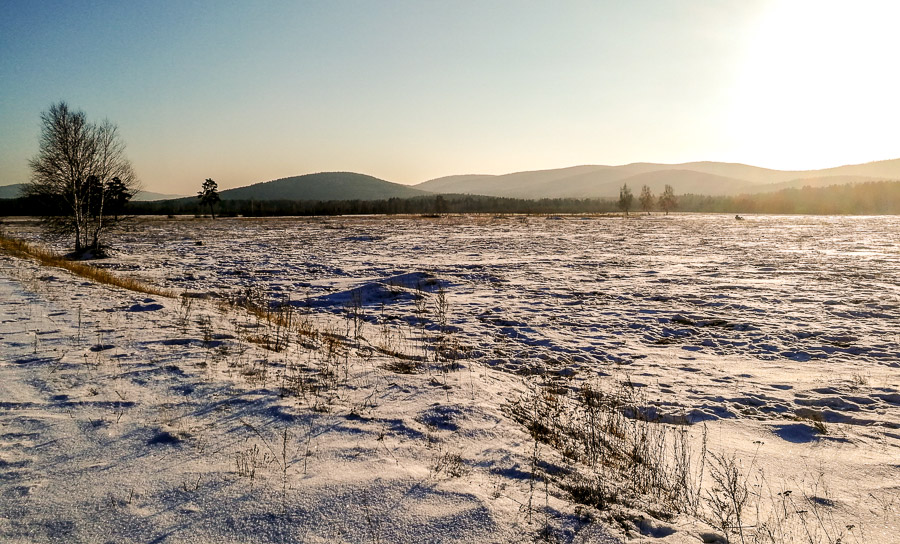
(2, 213, 899, 543)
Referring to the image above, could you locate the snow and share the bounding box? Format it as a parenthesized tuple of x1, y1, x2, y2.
(1, 213, 898, 542)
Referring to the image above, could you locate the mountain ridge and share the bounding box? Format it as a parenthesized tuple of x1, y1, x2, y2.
(5, 158, 899, 203)
(413, 158, 900, 198)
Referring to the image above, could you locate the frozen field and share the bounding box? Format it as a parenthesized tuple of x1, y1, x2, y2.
(2, 213, 898, 542)
(108, 215, 900, 420)
(109, 214, 900, 365)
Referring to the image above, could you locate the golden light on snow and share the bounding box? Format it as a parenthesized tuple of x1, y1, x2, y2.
(728, 0, 900, 170)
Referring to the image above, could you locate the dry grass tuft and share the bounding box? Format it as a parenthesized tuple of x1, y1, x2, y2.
(0, 234, 174, 298)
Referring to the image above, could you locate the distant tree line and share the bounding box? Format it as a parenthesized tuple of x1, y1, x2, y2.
(3, 180, 900, 217)
(123, 194, 622, 216)
(675, 181, 900, 215)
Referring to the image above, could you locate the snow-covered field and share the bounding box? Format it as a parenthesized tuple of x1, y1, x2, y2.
(1, 213, 898, 542)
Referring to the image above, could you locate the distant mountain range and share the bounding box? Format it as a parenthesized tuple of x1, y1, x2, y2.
(4, 159, 899, 204)
(0, 183, 185, 201)
(412, 159, 900, 198)
(0, 184, 24, 199)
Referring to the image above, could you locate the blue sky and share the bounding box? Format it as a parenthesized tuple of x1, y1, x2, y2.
(2, 1, 898, 193)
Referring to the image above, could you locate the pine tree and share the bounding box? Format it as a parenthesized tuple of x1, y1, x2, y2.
(198, 178, 221, 219)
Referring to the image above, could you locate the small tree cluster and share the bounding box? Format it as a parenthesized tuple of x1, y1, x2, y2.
(619, 184, 677, 216)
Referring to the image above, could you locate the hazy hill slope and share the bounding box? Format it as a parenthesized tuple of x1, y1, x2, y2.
(416, 174, 497, 193)
(0, 183, 184, 201)
(416, 165, 756, 198)
(754, 175, 878, 193)
(416, 165, 620, 198)
(218, 172, 430, 201)
(614, 170, 755, 197)
(416, 163, 759, 198)
(668, 162, 796, 184)
(415, 159, 900, 198)
(682, 158, 900, 185)
(807, 158, 900, 179)
(133, 190, 189, 201)
(0, 184, 25, 199)
(524, 167, 752, 198)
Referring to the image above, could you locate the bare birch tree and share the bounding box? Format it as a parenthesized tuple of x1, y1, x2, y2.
(659, 184, 677, 215)
(26, 102, 138, 256)
(618, 183, 634, 216)
(639, 185, 654, 215)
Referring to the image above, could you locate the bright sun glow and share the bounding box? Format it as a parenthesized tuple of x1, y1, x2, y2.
(728, 1, 900, 170)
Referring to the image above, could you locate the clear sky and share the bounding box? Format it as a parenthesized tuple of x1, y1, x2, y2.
(2, 1, 898, 194)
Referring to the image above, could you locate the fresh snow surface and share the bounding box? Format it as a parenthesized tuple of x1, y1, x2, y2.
(2, 213, 899, 543)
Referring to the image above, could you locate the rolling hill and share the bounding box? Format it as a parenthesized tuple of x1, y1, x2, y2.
(414, 159, 900, 198)
(216, 172, 430, 201)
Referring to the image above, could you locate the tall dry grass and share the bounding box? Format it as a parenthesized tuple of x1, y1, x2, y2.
(0, 234, 174, 298)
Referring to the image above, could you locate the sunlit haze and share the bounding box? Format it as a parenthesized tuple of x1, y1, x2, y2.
(1, 1, 898, 194)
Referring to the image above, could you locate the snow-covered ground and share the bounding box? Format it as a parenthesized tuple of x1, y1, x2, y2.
(1, 213, 898, 542)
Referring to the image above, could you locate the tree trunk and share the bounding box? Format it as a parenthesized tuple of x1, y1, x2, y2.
(73, 205, 83, 253)
(91, 192, 106, 251)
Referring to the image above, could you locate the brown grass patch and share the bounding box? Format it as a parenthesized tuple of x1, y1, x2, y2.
(0, 234, 174, 298)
